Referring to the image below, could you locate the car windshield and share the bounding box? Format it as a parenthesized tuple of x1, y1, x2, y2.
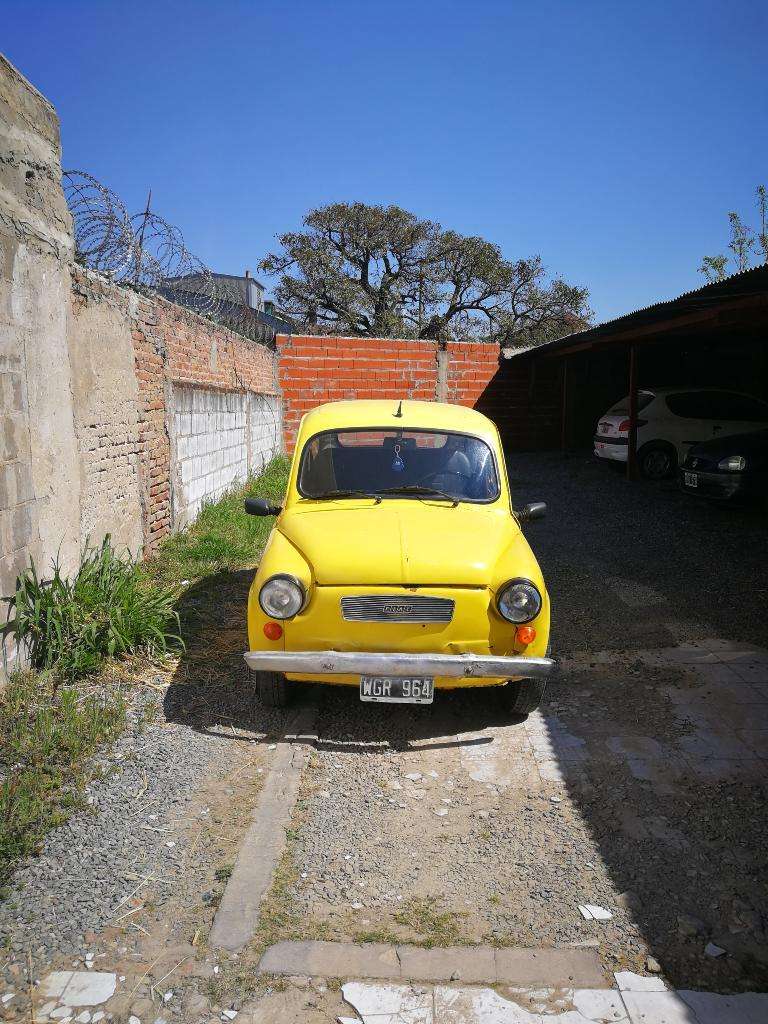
(298, 429, 500, 502)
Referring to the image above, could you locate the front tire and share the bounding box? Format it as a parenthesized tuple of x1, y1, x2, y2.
(256, 670, 291, 708)
(502, 678, 547, 716)
(638, 441, 677, 480)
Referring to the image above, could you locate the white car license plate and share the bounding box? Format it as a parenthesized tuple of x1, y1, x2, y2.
(684, 472, 698, 487)
(359, 676, 434, 704)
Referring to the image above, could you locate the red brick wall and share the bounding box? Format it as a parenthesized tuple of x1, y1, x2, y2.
(277, 334, 500, 449)
(444, 342, 501, 407)
(130, 294, 279, 551)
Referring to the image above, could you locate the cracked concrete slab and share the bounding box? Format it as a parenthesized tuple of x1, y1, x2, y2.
(258, 940, 604, 987)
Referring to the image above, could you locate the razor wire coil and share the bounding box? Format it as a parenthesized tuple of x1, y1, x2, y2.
(62, 170, 275, 345)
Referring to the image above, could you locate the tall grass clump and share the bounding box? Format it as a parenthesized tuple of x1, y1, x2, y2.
(145, 455, 290, 588)
(5, 536, 181, 680)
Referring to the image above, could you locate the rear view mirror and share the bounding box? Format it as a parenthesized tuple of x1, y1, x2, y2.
(518, 501, 547, 523)
(244, 497, 282, 517)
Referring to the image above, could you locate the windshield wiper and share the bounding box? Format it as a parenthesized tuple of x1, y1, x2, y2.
(377, 485, 459, 506)
(310, 488, 382, 503)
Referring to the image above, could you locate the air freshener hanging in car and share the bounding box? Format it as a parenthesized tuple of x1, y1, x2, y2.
(391, 443, 405, 472)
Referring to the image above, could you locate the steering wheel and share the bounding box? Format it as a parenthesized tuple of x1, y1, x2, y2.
(420, 470, 471, 490)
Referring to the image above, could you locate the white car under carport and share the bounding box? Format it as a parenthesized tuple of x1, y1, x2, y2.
(594, 387, 768, 479)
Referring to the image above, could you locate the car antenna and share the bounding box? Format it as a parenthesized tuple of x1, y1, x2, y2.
(394, 400, 403, 418)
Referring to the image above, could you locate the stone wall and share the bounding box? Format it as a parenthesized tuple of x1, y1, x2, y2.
(0, 55, 283, 677)
(1, 54, 78, 674)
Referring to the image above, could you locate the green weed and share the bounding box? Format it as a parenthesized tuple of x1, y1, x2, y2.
(144, 456, 290, 588)
(5, 536, 181, 679)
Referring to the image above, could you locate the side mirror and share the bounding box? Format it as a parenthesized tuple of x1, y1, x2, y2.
(244, 497, 282, 517)
(518, 501, 546, 523)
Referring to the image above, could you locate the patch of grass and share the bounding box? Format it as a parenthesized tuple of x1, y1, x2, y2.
(353, 927, 402, 945)
(0, 671, 125, 888)
(144, 456, 290, 588)
(215, 864, 234, 883)
(393, 897, 466, 947)
(5, 536, 181, 680)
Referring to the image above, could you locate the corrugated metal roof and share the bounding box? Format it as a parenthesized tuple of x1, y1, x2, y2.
(509, 262, 768, 358)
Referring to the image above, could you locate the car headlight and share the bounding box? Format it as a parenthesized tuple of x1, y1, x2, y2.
(259, 575, 306, 619)
(717, 455, 746, 471)
(497, 579, 542, 623)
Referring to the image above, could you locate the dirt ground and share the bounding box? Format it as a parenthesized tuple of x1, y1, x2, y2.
(2, 453, 767, 1022)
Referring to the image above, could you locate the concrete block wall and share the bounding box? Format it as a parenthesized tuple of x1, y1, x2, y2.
(172, 387, 249, 526)
(171, 387, 283, 527)
(249, 392, 282, 474)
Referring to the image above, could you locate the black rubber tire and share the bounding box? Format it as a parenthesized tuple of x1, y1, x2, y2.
(256, 670, 291, 708)
(502, 678, 547, 716)
(638, 441, 677, 480)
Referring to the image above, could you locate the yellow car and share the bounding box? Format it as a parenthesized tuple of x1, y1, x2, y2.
(244, 400, 555, 715)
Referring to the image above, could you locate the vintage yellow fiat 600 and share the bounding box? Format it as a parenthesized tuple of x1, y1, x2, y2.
(243, 400, 555, 714)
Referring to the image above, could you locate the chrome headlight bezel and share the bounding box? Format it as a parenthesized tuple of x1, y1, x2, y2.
(496, 578, 542, 624)
(717, 455, 747, 472)
(258, 574, 306, 620)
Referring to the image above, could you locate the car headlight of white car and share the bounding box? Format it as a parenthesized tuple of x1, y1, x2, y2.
(717, 455, 747, 471)
(497, 579, 542, 623)
(259, 575, 306, 619)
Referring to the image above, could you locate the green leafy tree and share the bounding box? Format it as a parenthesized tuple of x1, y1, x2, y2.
(260, 202, 591, 346)
(699, 183, 767, 281)
(698, 254, 729, 284)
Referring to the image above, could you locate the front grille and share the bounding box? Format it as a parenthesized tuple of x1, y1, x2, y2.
(341, 596, 455, 623)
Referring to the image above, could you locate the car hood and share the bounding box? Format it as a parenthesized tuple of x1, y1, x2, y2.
(278, 501, 517, 586)
(688, 427, 768, 459)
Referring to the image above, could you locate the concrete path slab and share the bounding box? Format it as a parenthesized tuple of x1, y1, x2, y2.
(258, 940, 604, 987)
(209, 703, 318, 951)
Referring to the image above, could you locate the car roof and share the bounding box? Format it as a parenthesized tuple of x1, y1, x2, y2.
(298, 400, 499, 441)
(641, 386, 766, 398)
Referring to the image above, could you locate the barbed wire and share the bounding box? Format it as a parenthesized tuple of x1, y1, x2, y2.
(62, 170, 275, 345)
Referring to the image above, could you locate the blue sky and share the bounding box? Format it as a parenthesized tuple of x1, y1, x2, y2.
(3, 0, 767, 322)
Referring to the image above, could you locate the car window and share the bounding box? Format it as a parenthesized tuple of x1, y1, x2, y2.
(665, 392, 717, 418)
(607, 391, 655, 415)
(706, 392, 768, 421)
(298, 429, 500, 501)
(666, 391, 768, 421)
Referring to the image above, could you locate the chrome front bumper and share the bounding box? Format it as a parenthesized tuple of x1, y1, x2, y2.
(243, 650, 556, 679)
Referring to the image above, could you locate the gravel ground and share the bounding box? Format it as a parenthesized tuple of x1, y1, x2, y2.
(506, 451, 768, 653)
(0, 573, 294, 1018)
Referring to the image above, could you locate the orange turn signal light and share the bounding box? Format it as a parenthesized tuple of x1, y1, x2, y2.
(516, 625, 536, 646)
(263, 621, 283, 640)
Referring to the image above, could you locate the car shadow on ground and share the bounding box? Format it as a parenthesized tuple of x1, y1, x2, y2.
(163, 568, 522, 749)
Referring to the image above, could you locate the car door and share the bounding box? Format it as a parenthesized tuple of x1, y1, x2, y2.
(663, 391, 720, 461)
